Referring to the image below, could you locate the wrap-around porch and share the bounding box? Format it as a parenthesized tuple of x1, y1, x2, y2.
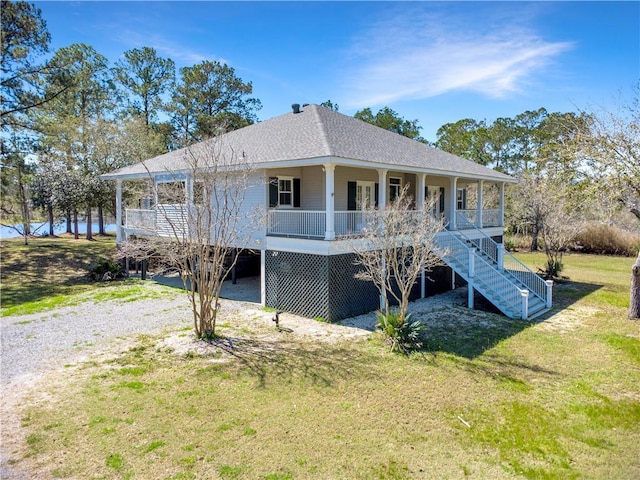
(118, 163, 507, 241)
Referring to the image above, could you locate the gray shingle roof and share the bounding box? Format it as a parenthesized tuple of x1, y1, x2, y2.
(102, 104, 514, 182)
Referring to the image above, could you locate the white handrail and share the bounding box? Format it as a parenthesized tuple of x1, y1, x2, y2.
(455, 211, 548, 303)
(437, 229, 531, 318)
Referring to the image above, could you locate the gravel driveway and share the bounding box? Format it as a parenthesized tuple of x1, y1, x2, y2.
(1, 295, 192, 388)
(0, 275, 374, 479)
(0, 293, 197, 479)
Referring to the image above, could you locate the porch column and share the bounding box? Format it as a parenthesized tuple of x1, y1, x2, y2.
(324, 163, 335, 240)
(449, 176, 458, 230)
(377, 169, 388, 210)
(499, 182, 505, 227)
(260, 250, 266, 306)
(477, 180, 484, 228)
(115, 179, 123, 243)
(417, 174, 426, 210)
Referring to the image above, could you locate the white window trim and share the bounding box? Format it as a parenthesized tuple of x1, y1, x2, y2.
(278, 176, 294, 209)
(389, 176, 403, 202)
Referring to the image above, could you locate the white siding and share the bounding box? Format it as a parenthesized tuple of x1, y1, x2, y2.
(301, 165, 324, 210)
(208, 170, 267, 249)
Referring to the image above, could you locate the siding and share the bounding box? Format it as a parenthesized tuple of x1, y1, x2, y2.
(301, 165, 325, 210)
(334, 166, 379, 210)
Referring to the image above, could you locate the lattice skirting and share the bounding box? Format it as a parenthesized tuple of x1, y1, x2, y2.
(265, 250, 454, 322)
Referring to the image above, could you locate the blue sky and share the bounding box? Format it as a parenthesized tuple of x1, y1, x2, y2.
(35, 1, 639, 141)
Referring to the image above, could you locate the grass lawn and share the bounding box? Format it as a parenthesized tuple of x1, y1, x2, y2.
(0, 235, 179, 316)
(4, 240, 640, 479)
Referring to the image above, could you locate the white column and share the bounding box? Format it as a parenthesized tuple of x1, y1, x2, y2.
(449, 177, 458, 230)
(499, 182, 505, 227)
(545, 280, 554, 309)
(421, 267, 426, 298)
(417, 173, 426, 211)
(377, 169, 388, 210)
(324, 163, 335, 240)
(116, 179, 123, 243)
(260, 249, 266, 305)
(477, 180, 484, 228)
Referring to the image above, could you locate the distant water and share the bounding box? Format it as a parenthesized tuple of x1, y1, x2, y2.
(0, 222, 116, 239)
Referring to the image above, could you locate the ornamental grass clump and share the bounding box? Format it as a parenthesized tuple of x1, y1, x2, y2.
(376, 311, 426, 353)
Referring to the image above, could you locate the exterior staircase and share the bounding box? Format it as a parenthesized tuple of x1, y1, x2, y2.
(435, 214, 552, 320)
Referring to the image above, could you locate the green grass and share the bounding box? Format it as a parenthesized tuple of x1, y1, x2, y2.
(1, 236, 179, 316)
(8, 249, 640, 479)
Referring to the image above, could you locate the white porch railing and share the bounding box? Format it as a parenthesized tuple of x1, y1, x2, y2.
(335, 211, 367, 237)
(482, 209, 501, 227)
(126, 208, 504, 240)
(125, 209, 156, 231)
(457, 209, 500, 228)
(266, 210, 326, 238)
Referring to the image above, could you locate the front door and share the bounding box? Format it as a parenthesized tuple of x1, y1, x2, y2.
(356, 181, 376, 210)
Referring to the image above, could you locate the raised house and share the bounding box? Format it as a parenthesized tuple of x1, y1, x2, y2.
(103, 104, 552, 321)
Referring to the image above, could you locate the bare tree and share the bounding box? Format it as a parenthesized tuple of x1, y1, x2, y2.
(540, 191, 582, 279)
(351, 186, 446, 324)
(119, 137, 262, 338)
(577, 83, 639, 317)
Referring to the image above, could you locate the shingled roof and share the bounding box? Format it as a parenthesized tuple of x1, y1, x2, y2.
(102, 104, 514, 182)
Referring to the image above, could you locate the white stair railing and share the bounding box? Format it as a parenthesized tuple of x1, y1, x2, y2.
(455, 211, 549, 305)
(436, 229, 531, 318)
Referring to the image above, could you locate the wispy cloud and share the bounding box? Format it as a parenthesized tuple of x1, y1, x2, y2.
(113, 30, 227, 67)
(341, 5, 573, 108)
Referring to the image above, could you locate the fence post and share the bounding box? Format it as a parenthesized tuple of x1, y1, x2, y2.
(545, 280, 554, 308)
(497, 243, 504, 270)
(520, 289, 529, 320)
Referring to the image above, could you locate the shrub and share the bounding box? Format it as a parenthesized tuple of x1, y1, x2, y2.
(89, 258, 124, 281)
(376, 311, 426, 353)
(574, 224, 640, 257)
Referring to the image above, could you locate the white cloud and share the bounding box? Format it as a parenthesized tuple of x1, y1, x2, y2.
(341, 5, 574, 108)
(114, 30, 227, 67)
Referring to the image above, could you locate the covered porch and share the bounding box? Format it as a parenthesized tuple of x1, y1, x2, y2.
(262, 163, 506, 240)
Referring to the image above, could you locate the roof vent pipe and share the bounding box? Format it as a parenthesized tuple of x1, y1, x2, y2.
(292, 103, 301, 114)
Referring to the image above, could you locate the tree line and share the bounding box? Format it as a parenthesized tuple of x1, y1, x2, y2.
(1, 1, 262, 242)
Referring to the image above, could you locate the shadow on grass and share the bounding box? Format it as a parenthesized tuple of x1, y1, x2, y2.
(0, 236, 116, 308)
(202, 336, 380, 389)
(419, 280, 603, 361)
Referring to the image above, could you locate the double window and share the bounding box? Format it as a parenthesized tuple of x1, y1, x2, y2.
(278, 178, 293, 206)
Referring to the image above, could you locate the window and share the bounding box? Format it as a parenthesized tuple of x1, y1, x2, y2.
(389, 177, 402, 202)
(426, 185, 445, 217)
(356, 181, 376, 210)
(269, 176, 300, 208)
(278, 177, 293, 206)
(457, 188, 467, 210)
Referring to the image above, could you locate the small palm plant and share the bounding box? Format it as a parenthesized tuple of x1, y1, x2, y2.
(376, 311, 426, 353)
